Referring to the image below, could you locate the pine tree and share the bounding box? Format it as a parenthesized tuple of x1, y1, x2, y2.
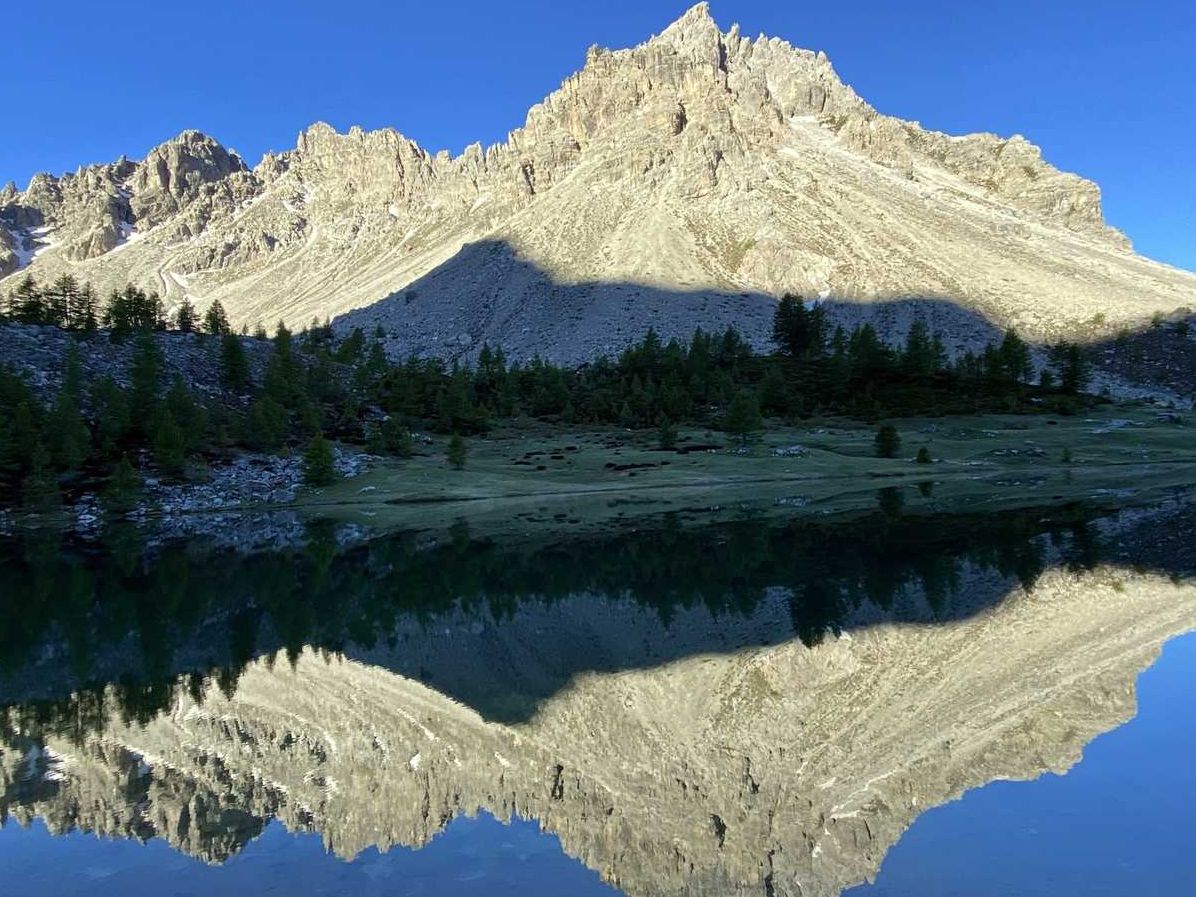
(246, 396, 288, 451)
(74, 284, 99, 333)
(11, 275, 45, 324)
(996, 329, 1032, 384)
(772, 294, 826, 359)
(723, 390, 763, 444)
(174, 298, 197, 333)
(367, 416, 413, 458)
(758, 363, 789, 416)
(47, 374, 91, 473)
(302, 433, 337, 486)
(21, 439, 59, 508)
(915, 446, 932, 464)
(129, 333, 163, 429)
(203, 300, 231, 335)
(0, 375, 40, 497)
(446, 432, 467, 470)
(220, 333, 250, 393)
(902, 319, 938, 376)
(335, 327, 366, 363)
(103, 456, 142, 511)
(47, 274, 79, 327)
(874, 424, 901, 459)
(657, 416, 678, 451)
(163, 377, 209, 454)
(1053, 343, 1091, 395)
(152, 409, 187, 476)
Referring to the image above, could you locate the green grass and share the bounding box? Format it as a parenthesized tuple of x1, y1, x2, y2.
(300, 405, 1196, 540)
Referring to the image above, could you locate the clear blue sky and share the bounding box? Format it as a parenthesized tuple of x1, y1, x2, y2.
(7, 1, 1194, 270)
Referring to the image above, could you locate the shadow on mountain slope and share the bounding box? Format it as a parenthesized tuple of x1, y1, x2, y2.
(2, 497, 1194, 731)
(332, 239, 1005, 364)
(332, 239, 1195, 399)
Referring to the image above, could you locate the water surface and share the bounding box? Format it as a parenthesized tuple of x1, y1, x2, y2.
(2, 498, 1194, 895)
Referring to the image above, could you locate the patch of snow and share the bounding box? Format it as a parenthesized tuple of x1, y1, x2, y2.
(109, 220, 144, 254)
(5, 225, 35, 268)
(388, 204, 402, 219)
(409, 752, 422, 771)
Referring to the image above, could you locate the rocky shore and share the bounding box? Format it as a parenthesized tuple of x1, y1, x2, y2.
(64, 447, 376, 551)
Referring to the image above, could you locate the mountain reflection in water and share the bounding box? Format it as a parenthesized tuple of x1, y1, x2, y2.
(1, 497, 1194, 897)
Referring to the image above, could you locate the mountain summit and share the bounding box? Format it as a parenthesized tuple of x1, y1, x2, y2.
(3, 4, 1194, 361)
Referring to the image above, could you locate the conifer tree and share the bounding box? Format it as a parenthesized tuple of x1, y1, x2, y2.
(902, 319, 938, 376)
(723, 390, 763, 444)
(0, 374, 40, 496)
(129, 333, 163, 428)
(367, 416, 413, 458)
(874, 424, 901, 459)
(21, 440, 59, 508)
(47, 345, 91, 472)
(220, 333, 250, 393)
(1053, 343, 1090, 395)
(996, 329, 1032, 384)
(11, 275, 45, 324)
(302, 433, 337, 486)
(758, 363, 789, 416)
(246, 396, 288, 451)
(203, 300, 231, 336)
(104, 285, 163, 338)
(163, 377, 209, 454)
(47, 274, 79, 327)
(103, 455, 142, 511)
(91, 377, 131, 460)
(446, 432, 467, 470)
(152, 409, 187, 476)
(74, 284, 99, 333)
(657, 416, 678, 451)
(174, 298, 197, 333)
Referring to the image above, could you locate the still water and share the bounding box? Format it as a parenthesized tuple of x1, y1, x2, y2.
(1, 498, 1194, 896)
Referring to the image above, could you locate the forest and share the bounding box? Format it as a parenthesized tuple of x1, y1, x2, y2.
(0, 275, 1095, 508)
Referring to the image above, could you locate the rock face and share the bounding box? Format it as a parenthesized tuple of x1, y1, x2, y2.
(3, 4, 1195, 361)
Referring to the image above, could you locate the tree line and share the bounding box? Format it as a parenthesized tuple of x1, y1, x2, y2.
(0, 276, 1095, 509)
(0, 502, 1112, 740)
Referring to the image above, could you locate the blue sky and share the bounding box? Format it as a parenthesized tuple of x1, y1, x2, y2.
(7, 1, 1194, 269)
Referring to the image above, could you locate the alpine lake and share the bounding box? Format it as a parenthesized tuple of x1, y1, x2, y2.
(3, 410, 1195, 897)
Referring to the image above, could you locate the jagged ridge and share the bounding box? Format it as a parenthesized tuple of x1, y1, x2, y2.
(2, 3, 1194, 361)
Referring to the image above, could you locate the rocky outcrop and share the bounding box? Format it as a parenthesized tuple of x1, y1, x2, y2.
(2, 4, 1194, 356)
(0, 324, 273, 400)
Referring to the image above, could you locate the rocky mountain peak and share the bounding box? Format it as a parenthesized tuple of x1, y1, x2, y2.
(655, 2, 721, 45)
(2, 4, 1193, 355)
(128, 130, 251, 227)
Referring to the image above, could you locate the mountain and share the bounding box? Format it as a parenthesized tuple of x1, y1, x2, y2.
(3, 3, 1195, 363)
